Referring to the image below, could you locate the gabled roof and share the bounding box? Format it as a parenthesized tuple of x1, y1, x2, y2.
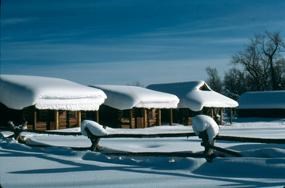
(238, 91, 285, 109)
(147, 81, 238, 111)
(91, 85, 179, 110)
(0, 75, 107, 111)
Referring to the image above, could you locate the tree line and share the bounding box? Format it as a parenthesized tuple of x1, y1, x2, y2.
(206, 31, 285, 100)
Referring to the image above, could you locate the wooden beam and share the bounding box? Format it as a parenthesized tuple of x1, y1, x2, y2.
(227, 108, 233, 124)
(169, 108, 173, 125)
(77, 111, 81, 127)
(220, 108, 224, 125)
(95, 111, 100, 123)
(129, 109, 134, 129)
(55, 110, 59, 130)
(144, 109, 148, 128)
(229, 108, 233, 124)
(158, 109, 161, 126)
(33, 109, 37, 131)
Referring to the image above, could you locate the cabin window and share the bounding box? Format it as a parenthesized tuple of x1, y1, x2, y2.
(37, 110, 50, 122)
(148, 109, 155, 119)
(68, 111, 77, 119)
(121, 110, 130, 118)
(199, 84, 211, 91)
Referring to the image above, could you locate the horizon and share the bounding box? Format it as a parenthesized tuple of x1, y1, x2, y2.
(1, 0, 285, 85)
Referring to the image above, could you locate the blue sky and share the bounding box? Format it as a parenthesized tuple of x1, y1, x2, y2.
(1, 0, 285, 85)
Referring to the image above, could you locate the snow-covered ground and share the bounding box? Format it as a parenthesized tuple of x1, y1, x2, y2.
(1, 118, 285, 187)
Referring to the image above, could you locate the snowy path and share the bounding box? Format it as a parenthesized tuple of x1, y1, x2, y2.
(220, 119, 285, 138)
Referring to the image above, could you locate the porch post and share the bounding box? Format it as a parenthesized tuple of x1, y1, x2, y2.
(33, 109, 37, 131)
(169, 108, 173, 125)
(220, 108, 224, 125)
(229, 108, 233, 124)
(129, 109, 134, 129)
(77, 111, 81, 127)
(157, 109, 161, 126)
(144, 108, 148, 128)
(95, 111, 99, 123)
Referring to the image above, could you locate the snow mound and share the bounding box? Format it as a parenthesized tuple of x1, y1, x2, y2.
(91, 85, 179, 110)
(0, 74, 107, 110)
(81, 120, 108, 137)
(192, 115, 219, 141)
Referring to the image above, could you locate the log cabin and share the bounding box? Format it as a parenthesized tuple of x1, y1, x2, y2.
(90, 85, 179, 128)
(238, 91, 285, 118)
(147, 81, 239, 125)
(0, 75, 107, 131)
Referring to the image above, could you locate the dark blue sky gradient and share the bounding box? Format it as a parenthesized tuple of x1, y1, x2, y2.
(1, 0, 285, 84)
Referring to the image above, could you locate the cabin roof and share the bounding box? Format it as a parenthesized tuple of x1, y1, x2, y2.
(238, 91, 285, 109)
(147, 81, 238, 111)
(91, 85, 179, 110)
(0, 74, 107, 111)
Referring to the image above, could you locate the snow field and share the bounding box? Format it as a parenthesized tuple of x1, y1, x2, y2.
(1, 119, 285, 187)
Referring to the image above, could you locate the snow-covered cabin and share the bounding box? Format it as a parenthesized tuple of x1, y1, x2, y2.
(147, 81, 238, 125)
(90, 85, 179, 128)
(0, 75, 107, 130)
(238, 91, 285, 118)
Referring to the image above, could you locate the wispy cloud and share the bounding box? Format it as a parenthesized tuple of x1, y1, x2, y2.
(1, 18, 36, 25)
(1, 35, 239, 67)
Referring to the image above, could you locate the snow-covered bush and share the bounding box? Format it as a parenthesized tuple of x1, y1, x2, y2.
(192, 115, 219, 141)
(81, 120, 108, 137)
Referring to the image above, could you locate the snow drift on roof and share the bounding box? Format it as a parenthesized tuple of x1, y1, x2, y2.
(0, 75, 107, 110)
(147, 81, 238, 111)
(238, 91, 285, 109)
(91, 85, 179, 110)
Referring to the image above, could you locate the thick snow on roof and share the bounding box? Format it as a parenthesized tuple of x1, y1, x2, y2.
(238, 91, 285, 109)
(91, 85, 179, 110)
(0, 75, 107, 110)
(147, 81, 238, 111)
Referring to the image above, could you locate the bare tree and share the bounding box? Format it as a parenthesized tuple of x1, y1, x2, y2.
(232, 32, 285, 91)
(205, 31, 285, 100)
(275, 58, 285, 88)
(262, 32, 285, 89)
(223, 68, 248, 100)
(206, 67, 222, 93)
(232, 36, 267, 90)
